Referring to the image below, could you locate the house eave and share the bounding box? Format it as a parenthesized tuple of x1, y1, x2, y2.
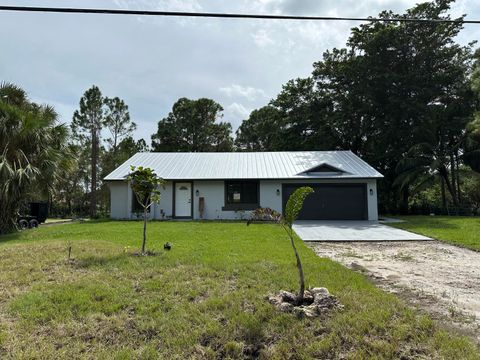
(104, 176, 383, 182)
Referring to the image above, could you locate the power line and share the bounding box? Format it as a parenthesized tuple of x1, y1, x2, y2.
(0, 5, 479, 24)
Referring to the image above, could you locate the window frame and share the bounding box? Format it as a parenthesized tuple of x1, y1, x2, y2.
(222, 180, 260, 211)
(131, 193, 151, 214)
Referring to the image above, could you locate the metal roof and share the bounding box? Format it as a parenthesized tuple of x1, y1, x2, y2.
(104, 151, 383, 181)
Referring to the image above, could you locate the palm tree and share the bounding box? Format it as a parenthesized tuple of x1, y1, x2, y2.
(0, 82, 69, 234)
(394, 128, 461, 209)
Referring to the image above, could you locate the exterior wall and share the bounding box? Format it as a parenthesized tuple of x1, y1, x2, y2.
(366, 179, 378, 221)
(192, 181, 250, 220)
(153, 181, 173, 219)
(108, 181, 172, 220)
(108, 181, 130, 219)
(110, 178, 379, 221)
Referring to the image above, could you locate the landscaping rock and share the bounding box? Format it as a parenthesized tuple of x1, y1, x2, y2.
(302, 290, 314, 303)
(278, 302, 295, 313)
(293, 305, 319, 318)
(279, 290, 297, 303)
(310, 287, 330, 297)
(268, 287, 343, 317)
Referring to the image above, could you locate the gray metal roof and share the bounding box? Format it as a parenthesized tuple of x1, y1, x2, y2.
(104, 151, 383, 181)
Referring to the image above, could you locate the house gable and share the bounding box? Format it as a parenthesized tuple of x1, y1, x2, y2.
(298, 163, 349, 176)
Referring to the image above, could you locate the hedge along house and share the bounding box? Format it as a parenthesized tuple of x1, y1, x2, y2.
(104, 151, 383, 221)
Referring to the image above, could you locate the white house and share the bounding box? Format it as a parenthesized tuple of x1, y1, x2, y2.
(104, 151, 383, 221)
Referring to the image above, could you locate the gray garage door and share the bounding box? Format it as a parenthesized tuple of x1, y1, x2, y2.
(282, 184, 368, 220)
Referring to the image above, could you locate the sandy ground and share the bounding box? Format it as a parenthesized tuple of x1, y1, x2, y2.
(308, 241, 480, 342)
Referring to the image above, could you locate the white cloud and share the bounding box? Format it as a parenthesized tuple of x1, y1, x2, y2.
(0, 0, 478, 139)
(224, 102, 251, 129)
(113, 0, 202, 12)
(252, 29, 275, 47)
(219, 84, 267, 101)
(226, 102, 250, 118)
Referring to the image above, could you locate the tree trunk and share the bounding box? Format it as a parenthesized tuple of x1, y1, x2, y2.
(439, 166, 458, 207)
(401, 187, 409, 215)
(450, 154, 457, 206)
(142, 206, 147, 254)
(440, 177, 446, 212)
(455, 151, 461, 204)
(0, 198, 19, 234)
(289, 228, 305, 304)
(90, 128, 97, 218)
(113, 133, 118, 167)
(67, 197, 72, 216)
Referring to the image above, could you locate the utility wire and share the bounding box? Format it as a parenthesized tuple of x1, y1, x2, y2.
(0, 5, 479, 24)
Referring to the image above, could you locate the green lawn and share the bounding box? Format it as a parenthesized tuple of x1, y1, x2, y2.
(0, 221, 478, 359)
(390, 216, 480, 251)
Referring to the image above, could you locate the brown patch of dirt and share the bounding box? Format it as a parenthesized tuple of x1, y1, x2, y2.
(308, 241, 480, 343)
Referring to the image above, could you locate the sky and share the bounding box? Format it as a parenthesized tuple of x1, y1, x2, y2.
(1, 0, 479, 143)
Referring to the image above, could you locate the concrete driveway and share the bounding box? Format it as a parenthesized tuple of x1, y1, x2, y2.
(293, 220, 431, 241)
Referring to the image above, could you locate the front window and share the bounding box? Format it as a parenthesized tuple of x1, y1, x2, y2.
(132, 194, 150, 214)
(224, 181, 259, 210)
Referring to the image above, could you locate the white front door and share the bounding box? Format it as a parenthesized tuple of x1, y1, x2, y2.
(175, 182, 192, 217)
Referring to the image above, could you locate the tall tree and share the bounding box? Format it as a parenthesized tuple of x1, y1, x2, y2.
(313, 0, 474, 211)
(71, 85, 105, 217)
(464, 49, 480, 173)
(235, 106, 282, 151)
(0, 82, 69, 233)
(151, 98, 233, 152)
(104, 97, 136, 163)
(235, 79, 335, 151)
(238, 0, 475, 213)
(101, 136, 149, 180)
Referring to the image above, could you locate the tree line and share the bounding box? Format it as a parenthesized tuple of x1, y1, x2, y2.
(1, 0, 480, 233)
(238, 0, 480, 214)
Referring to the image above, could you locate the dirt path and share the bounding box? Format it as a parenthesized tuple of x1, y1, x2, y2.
(308, 241, 480, 342)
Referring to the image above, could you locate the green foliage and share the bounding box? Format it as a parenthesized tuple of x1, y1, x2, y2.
(464, 50, 480, 173)
(249, 187, 314, 301)
(283, 186, 314, 228)
(70, 86, 139, 218)
(0, 221, 477, 358)
(247, 207, 282, 224)
(101, 136, 148, 185)
(462, 171, 480, 212)
(127, 166, 164, 209)
(235, 106, 283, 151)
(71, 86, 104, 144)
(104, 97, 136, 158)
(127, 166, 165, 254)
(236, 0, 476, 213)
(71, 85, 105, 217)
(248, 187, 314, 228)
(464, 117, 480, 173)
(0, 82, 69, 234)
(151, 97, 233, 152)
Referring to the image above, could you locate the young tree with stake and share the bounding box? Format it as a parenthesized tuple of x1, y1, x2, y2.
(127, 166, 165, 255)
(248, 186, 313, 304)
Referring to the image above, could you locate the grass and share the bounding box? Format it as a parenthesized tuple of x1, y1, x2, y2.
(0, 221, 478, 359)
(389, 216, 480, 251)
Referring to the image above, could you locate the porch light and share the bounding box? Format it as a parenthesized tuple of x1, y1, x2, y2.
(276, 189, 280, 196)
(369, 189, 374, 196)
(195, 189, 200, 197)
